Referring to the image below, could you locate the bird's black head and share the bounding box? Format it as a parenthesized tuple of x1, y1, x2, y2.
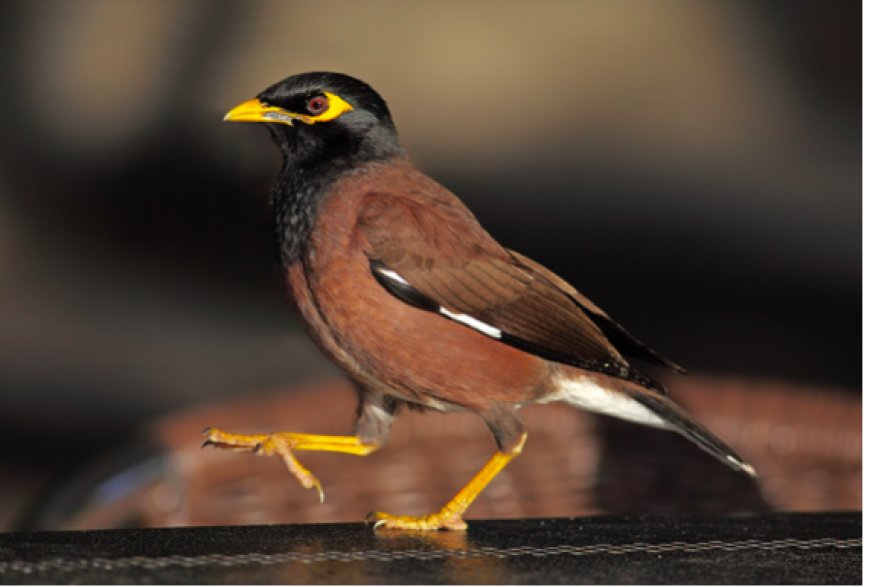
(225, 73, 404, 265)
(225, 72, 403, 169)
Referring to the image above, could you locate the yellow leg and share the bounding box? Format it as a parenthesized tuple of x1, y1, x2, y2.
(203, 427, 378, 502)
(367, 432, 527, 531)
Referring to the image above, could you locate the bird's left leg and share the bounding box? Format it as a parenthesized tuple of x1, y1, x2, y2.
(368, 403, 526, 531)
(203, 391, 397, 502)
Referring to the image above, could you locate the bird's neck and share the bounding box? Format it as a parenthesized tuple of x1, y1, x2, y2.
(270, 153, 399, 266)
(269, 125, 403, 266)
(271, 158, 332, 266)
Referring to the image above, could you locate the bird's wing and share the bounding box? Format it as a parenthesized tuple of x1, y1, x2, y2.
(507, 250, 686, 374)
(356, 192, 668, 392)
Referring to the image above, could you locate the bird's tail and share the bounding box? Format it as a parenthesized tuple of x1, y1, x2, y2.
(626, 388, 757, 477)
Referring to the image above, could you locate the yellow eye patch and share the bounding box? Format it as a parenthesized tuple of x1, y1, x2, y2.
(224, 91, 353, 127)
(295, 92, 354, 124)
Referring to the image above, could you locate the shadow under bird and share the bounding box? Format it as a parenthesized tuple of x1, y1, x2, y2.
(205, 71, 755, 531)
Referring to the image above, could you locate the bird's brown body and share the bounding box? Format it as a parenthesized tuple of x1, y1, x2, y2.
(294, 160, 551, 413)
(205, 72, 755, 531)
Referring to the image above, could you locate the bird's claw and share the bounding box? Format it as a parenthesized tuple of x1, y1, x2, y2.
(366, 510, 467, 531)
(202, 426, 325, 502)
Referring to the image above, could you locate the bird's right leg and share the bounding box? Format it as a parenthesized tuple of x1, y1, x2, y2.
(367, 402, 526, 531)
(203, 391, 397, 502)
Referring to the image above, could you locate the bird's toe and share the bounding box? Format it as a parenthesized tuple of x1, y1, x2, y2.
(366, 510, 467, 531)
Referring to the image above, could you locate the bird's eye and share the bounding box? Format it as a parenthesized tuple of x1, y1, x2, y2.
(306, 96, 329, 115)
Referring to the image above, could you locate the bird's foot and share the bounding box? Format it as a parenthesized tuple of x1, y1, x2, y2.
(366, 509, 467, 531)
(202, 427, 324, 502)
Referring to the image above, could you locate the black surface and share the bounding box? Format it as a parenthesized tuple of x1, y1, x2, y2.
(0, 512, 860, 584)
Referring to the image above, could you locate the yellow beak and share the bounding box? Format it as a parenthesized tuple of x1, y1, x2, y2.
(223, 98, 297, 126)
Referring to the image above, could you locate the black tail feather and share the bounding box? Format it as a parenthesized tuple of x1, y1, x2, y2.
(628, 390, 757, 477)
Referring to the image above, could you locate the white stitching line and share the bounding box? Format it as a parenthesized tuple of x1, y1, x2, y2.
(0, 537, 860, 574)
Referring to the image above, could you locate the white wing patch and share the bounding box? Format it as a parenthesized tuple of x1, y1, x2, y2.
(374, 265, 502, 340)
(439, 307, 502, 339)
(374, 266, 410, 286)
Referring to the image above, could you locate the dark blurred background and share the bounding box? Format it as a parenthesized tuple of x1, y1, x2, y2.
(0, 0, 859, 530)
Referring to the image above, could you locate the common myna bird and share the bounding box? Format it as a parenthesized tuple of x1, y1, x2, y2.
(206, 72, 755, 531)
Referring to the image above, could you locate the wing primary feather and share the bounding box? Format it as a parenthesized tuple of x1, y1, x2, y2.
(429, 271, 490, 306)
(506, 249, 687, 375)
(500, 332, 667, 394)
(586, 314, 688, 374)
(370, 259, 440, 312)
(465, 262, 517, 299)
(437, 272, 493, 307)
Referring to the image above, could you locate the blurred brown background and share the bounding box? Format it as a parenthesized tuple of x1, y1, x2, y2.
(0, 0, 859, 530)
